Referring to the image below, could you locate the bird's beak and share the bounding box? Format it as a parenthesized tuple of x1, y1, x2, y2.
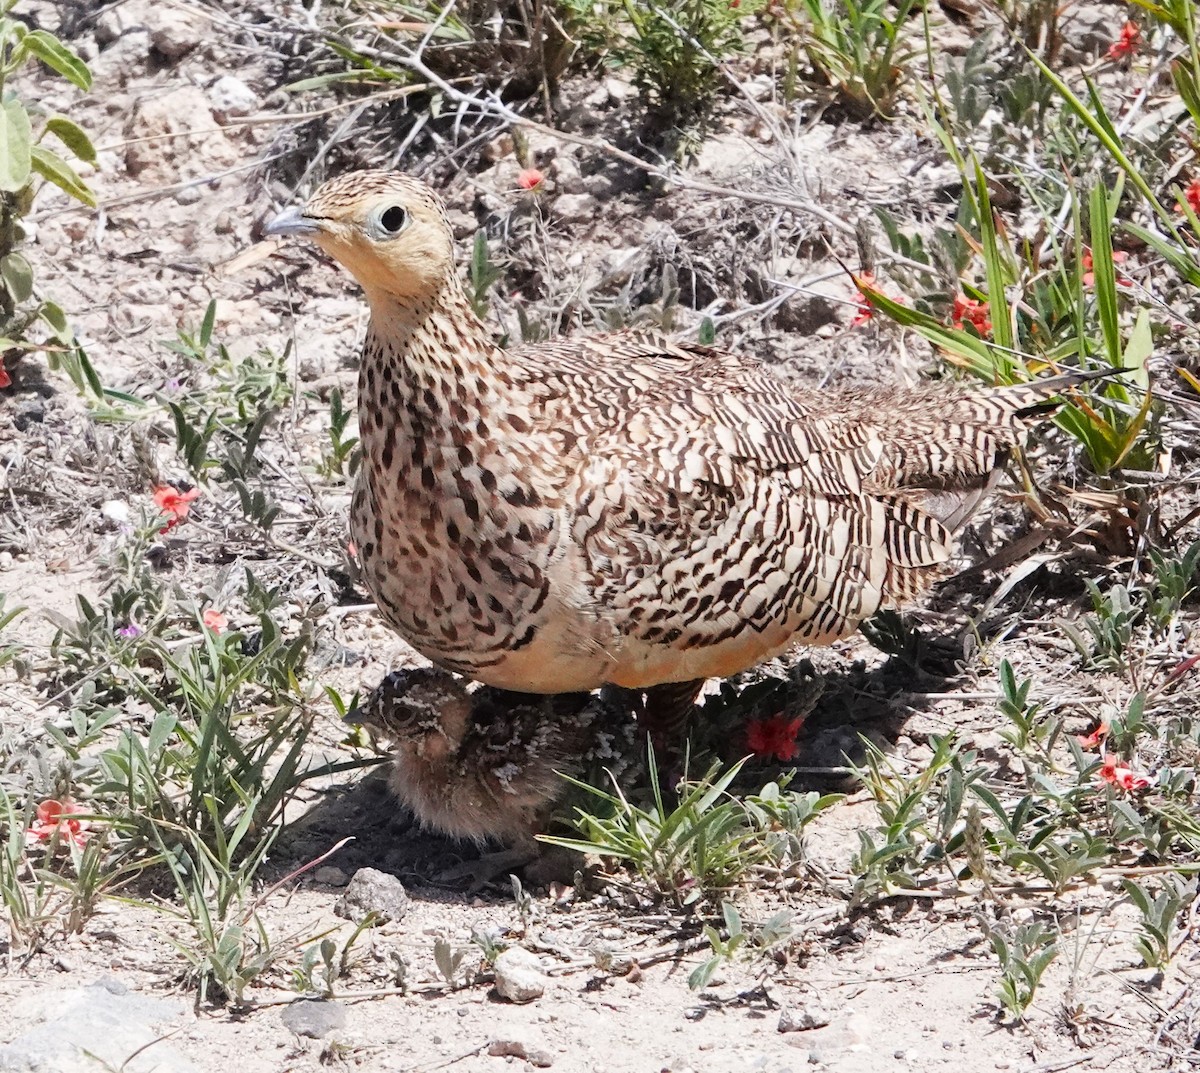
(263, 205, 322, 239)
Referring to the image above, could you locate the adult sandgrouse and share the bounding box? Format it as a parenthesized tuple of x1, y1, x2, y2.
(267, 170, 1085, 743)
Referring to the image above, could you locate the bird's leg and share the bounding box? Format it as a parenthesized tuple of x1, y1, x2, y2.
(639, 679, 705, 756)
(433, 840, 541, 891)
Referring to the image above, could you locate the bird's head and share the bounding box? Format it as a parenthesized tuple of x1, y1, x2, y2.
(264, 170, 456, 305)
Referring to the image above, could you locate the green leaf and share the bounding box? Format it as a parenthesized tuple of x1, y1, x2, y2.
(1088, 183, 1121, 369)
(0, 252, 32, 304)
(29, 144, 96, 206)
(37, 300, 72, 342)
(42, 116, 96, 164)
(973, 154, 1014, 354)
(1122, 308, 1152, 391)
(24, 30, 92, 90)
(200, 300, 217, 349)
(0, 97, 32, 192)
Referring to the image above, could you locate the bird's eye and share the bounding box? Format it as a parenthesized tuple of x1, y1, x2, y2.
(377, 204, 408, 235)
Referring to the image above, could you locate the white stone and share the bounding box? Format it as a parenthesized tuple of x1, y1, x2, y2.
(493, 946, 548, 1003)
(209, 75, 258, 120)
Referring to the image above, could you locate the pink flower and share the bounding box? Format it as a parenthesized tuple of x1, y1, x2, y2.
(152, 485, 200, 533)
(951, 294, 992, 335)
(1107, 21, 1139, 60)
(1099, 759, 1151, 792)
(1179, 178, 1200, 217)
(0, 356, 10, 390)
(850, 273, 877, 326)
(202, 609, 228, 634)
(747, 714, 804, 762)
(1077, 721, 1108, 749)
(517, 168, 544, 192)
(1081, 248, 1131, 288)
(27, 798, 89, 847)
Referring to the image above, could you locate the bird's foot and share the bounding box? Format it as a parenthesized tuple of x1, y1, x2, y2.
(433, 844, 540, 891)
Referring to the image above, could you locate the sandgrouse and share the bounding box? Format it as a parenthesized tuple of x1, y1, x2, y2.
(267, 170, 1089, 745)
(347, 667, 637, 849)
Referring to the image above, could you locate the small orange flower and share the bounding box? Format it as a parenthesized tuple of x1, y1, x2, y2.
(153, 485, 200, 533)
(1098, 759, 1151, 792)
(1080, 248, 1131, 288)
(1077, 721, 1108, 749)
(747, 714, 805, 762)
(517, 168, 544, 192)
(27, 798, 89, 847)
(850, 273, 878, 326)
(202, 609, 228, 634)
(951, 294, 992, 335)
(1179, 178, 1200, 217)
(1107, 20, 1140, 60)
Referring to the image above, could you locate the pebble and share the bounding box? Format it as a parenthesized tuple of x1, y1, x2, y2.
(778, 1004, 832, 1033)
(493, 946, 548, 1003)
(146, 8, 203, 58)
(333, 867, 409, 924)
(209, 75, 258, 120)
(175, 185, 202, 206)
(487, 1040, 553, 1067)
(280, 999, 347, 1040)
(314, 865, 349, 887)
(553, 193, 595, 224)
(100, 500, 131, 526)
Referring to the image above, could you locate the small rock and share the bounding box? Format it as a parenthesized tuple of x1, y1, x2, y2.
(94, 6, 139, 46)
(125, 87, 235, 180)
(280, 999, 346, 1040)
(334, 867, 408, 923)
(147, 8, 203, 58)
(214, 212, 234, 235)
(778, 1004, 832, 1033)
(553, 193, 595, 224)
(175, 185, 201, 206)
(493, 946, 548, 1003)
(0, 552, 13, 570)
(314, 866, 349, 887)
(100, 500, 131, 526)
(209, 75, 258, 120)
(551, 155, 584, 195)
(487, 1040, 553, 1067)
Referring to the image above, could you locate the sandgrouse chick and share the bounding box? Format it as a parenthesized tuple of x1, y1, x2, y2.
(347, 667, 636, 846)
(267, 170, 1088, 743)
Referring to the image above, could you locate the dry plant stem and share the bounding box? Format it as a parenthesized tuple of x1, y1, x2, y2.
(295, 25, 940, 275)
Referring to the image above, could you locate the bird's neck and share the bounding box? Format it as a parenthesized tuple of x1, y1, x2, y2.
(358, 276, 501, 432)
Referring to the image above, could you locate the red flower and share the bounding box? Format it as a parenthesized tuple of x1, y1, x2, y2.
(1080, 248, 1131, 288)
(0, 356, 10, 390)
(517, 168, 544, 192)
(951, 294, 992, 335)
(1099, 759, 1151, 792)
(850, 273, 878, 325)
(27, 798, 89, 847)
(202, 609, 228, 634)
(747, 714, 804, 762)
(1077, 721, 1108, 749)
(152, 485, 200, 533)
(1107, 21, 1140, 60)
(1179, 178, 1200, 217)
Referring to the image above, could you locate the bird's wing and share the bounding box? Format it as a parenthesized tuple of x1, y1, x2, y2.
(516, 332, 979, 653)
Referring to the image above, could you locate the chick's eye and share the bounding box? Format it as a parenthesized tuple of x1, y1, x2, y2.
(379, 205, 407, 234)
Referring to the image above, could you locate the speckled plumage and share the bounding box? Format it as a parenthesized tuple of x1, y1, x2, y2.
(347, 668, 636, 844)
(269, 170, 1083, 733)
